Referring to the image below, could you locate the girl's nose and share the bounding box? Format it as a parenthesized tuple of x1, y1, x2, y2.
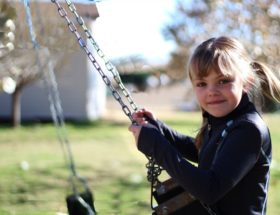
(207, 85, 219, 96)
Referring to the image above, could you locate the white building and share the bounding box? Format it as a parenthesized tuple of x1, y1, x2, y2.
(0, 1, 107, 122)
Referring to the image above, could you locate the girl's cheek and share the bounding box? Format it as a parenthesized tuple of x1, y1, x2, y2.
(194, 90, 205, 105)
(195, 88, 205, 97)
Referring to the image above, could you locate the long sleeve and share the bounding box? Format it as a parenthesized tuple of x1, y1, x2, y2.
(137, 120, 266, 205)
(155, 120, 199, 162)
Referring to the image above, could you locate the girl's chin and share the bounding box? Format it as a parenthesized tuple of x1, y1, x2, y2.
(207, 109, 230, 117)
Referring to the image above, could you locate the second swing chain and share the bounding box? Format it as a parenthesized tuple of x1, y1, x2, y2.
(50, 0, 163, 193)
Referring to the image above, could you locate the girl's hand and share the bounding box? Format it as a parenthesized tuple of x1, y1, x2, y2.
(128, 108, 158, 145)
(128, 122, 158, 146)
(129, 108, 157, 146)
(128, 123, 143, 146)
(131, 108, 156, 125)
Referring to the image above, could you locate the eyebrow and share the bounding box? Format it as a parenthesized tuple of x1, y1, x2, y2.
(193, 73, 229, 81)
(216, 74, 227, 79)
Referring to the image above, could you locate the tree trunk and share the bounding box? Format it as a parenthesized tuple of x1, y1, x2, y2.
(12, 87, 21, 127)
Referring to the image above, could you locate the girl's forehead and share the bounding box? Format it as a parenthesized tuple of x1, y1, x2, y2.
(192, 70, 233, 80)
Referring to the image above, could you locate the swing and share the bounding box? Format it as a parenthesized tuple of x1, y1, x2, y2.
(50, 0, 193, 214)
(22, 1, 96, 214)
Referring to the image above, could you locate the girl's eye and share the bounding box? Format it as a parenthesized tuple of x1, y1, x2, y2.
(218, 79, 232, 85)
(196, 82, 206, 87)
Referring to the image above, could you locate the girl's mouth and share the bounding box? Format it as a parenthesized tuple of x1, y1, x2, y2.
(207, 100, 226, 105)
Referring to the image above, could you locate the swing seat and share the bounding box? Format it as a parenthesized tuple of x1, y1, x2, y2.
(153, 178, 209, 215)
(66, 190, 96, 215)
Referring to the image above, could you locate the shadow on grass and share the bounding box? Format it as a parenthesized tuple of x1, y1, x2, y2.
(1, 166, 151, 214)
(93, 176, 150, 215)
(0, 119, 128, 129)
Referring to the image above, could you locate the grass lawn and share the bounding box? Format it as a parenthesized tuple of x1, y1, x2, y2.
(0, 111, 279, 215)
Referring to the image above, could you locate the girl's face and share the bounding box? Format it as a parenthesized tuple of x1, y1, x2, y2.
(192, 70, 244, 117)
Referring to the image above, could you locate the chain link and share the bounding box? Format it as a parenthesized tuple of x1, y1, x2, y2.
(65, 0, 138, 112)
(51, 1, 163, 209)
(146, 158, 163, 184)
(23, 2, 95, 209)
(51, 0, 136, 122)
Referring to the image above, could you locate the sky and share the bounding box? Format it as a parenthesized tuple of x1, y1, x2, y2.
(22, 0, 176, 65)
(91, 0, 176, 65)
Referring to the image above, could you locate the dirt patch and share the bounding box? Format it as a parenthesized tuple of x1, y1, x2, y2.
(106, 82, 194, 111)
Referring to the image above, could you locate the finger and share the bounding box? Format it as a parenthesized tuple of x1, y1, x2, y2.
(131, 112, 139, 119)
(132, 111, 144, 119)
(129, 124, 140, 132)
(128, 124, 135, 132)
(139, 120, 148, 125)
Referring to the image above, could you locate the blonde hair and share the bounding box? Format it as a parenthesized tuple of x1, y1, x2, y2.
(187, 36, 280, 149)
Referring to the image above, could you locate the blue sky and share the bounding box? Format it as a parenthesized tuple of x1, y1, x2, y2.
(92, 0, 176, 65)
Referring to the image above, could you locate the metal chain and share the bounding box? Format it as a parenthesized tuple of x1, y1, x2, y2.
(23, 1, 96, 214)
(65, 0, 138, 112)
(50, 0, 163, 209)
(23, 0, 90, 191)
(51, 0, 136, 122)
(146, 159, 163, 185)
(51, 0, 163, 177)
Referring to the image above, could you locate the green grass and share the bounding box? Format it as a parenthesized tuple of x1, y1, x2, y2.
(0, 112, 279, 215)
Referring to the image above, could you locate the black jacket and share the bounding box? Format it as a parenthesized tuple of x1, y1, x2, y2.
(138, 94, 271, 215)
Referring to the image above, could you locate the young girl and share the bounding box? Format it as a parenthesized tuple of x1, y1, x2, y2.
(129, 36, 280, 215)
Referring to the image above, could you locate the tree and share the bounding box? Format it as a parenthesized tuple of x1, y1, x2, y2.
(1, 47, 55, 127)
(162, 0, 280, 110)
(161, 0, 214, 80)
(0, 1, 77, 127)
(163, 0, 280, 76)
(0, 1, 16, 59)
